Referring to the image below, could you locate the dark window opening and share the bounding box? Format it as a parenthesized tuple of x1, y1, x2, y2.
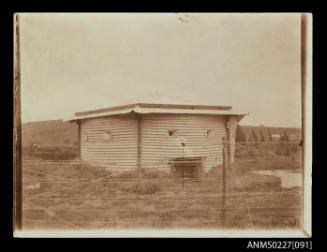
(205, 129, 213, 137)
(168, 130, 177, 137)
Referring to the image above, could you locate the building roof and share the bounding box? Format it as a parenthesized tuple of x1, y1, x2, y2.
(67, 103, 248, 122)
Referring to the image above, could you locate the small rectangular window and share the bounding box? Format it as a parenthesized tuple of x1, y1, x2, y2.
(167, 129, 177, 137)
(103, 130, 112, 141)
(205, 129, 213, 137)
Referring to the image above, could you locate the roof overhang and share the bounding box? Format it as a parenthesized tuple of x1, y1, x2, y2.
(65, 103, 248, 122)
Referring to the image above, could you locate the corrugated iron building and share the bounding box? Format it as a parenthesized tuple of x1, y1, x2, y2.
(69, 103, 247, 177)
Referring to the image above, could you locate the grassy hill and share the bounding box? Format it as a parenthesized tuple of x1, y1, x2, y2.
(22, 120, 78, 147)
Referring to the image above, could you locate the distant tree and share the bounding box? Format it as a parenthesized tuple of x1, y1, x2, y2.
(259, 131, 265, 142)
(249, 129, 258, 142)
(235, 124, 247, 142)
(283, 132, 290, 142)
(267, 128, 273, 142)
(279, 133, 284, 141)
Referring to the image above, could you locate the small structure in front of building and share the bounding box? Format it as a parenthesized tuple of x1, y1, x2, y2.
(68, 103, 247, 177)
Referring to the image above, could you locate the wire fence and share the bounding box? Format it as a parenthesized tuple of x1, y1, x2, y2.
(21, 141, 303, 230)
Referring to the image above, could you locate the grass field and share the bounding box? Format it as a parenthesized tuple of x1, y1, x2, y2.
(21, 143, 303, 230)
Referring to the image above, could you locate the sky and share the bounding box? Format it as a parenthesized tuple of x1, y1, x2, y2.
(19, 13, 302, 127)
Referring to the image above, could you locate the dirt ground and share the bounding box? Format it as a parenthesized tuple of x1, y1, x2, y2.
(22, 145, 303, 230)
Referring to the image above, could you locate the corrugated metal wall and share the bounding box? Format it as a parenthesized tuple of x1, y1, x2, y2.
(140, 114, 228, 173)
(80, 115, 137, 170)
(80, 113, 237, 173)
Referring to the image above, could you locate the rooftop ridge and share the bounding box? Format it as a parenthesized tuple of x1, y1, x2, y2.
(75, 103, 233, 117)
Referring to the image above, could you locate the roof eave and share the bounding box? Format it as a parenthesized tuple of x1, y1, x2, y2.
(74, 103, 233, 117)
(65, 111, 249, 123)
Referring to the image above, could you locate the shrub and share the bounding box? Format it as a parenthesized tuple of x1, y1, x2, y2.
(249, 129, 258, 142)
(267, 128, 273, 142)
(259, 131, 265, 142)
(122, 181, 161, 195)
(51, 162, 109, 180)
(114, 170, 138, 179)
(274, 149, 282, 155)
(235, 125, 246, 142)
(113, 169, 170, 180)
(142, 169, 170, 179)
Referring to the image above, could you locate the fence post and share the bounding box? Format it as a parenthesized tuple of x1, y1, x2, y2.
(182, 165, 185, 189)
(14, 14, 22, 232)
(182, 143, 185, 189)
(222, 137, 227, 226)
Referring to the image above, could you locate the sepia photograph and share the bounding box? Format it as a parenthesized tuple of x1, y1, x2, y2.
(13, 13, 312, 238)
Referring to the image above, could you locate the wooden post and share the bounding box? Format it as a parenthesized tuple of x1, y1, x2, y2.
(301, 13, 309, 230)
(14, 14, 22, 231)
(77, 121, 81, 158)
(222, 137, 227, 226)
(182, 143, 185, 189)
(182, 165, 185, 189)
(301, 13, 306, 161)
(136, 115, 142, 179)
(226, 117, 232, 164)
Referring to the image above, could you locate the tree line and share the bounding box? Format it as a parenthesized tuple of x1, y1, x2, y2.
(235, 124, 291, 142)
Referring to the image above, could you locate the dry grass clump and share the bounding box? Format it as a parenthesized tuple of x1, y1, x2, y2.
(23, 160, 110, 182)
(48, 161, 110, 180)
(112, 170, 137, 179)
(121, 181, 161, 195)
(141, 169, 170, 179)
(110, 168, 170, 180)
